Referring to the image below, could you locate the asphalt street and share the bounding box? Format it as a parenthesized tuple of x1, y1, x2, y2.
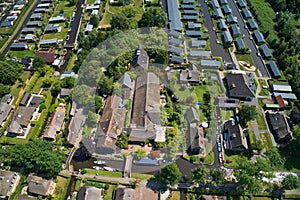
(198, 0, 233, 64)
(227, 0, 270, 77)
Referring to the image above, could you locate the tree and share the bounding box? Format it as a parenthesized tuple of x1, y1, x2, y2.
(50, 79, 62, 95)
(67, 0, 76, 6)
(111, 13, 130, 30)
(282, 174, 300, 190)
(97, 75, 114, 96)
(94, 95, 103, 113)
(61, 77, 75, 88)
(265, 149, 285, 168)
(0, 61, 22, 85)
(32, 56, 46, 72)
(0, 84, 10, 97)
(155, 163, 181, 186)
(0, 140, 65, 177)
(210, 169, 224, 184)
(116, 132, 129, 149)
(191, 164, 208, 184)
(238, 105, 257, 127)
(85, 111, 98, 127)
(132, 148, 147, 160)
(72, 84, 91, 106)
(90, 14, 100, 27)
(138, 8, 168, 28)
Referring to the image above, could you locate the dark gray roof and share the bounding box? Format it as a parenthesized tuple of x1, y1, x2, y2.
(226, 14, 238, 24)
(27, 175, 53, 196)
(21, 27, 36, 33)
(0, 103, 12, 124)
(183, 0, 194, 4)
(169, 37, 183, 46)
(170, 56, 185, 64)
(253, 30, 265, 44)
(190, 50, 210, 57)
(223, 5, 232, 14)
(220, 0, 228, 5)
(169, 30, 181, 38)
(266, 112, 291, 144)
(247, 19, 258, 30)
(213, 8, 224, 19)
(8, 106, 35, 134)
(185, 107, 199, 123)
(230, 24, 241, 37)
(260, 44, 272, 58)
(187, 21, 202, 30)
(183, 9, 198, 15)
(223, 120, 248, 150)
(167, 0, 182, 31)
(218, 19, 227, 30)
(267, 60, 281, 78)
(182, 14, 199, 21)
(242, 8, 252, 19)
(222, 31, 233, 43)
(1, 94, 13, 104)
(115, 188, 134, 200)
(191, 38, 206, 47)
(211, 0, 220, 8)
(20, 92, 30, 106)
(186, 30, 204, 37)
(237, 0, 247, 8)
(235, 37, 247, 51)
(120, 73, 131, 88)
(181, 4, 196, 9)
(224, 73, 255, 99)
(67, 116, 85, 145)
(169, 46, 183, 55)
(0, 170, 18, 198)
(26, 21, 42, 27)
(179, 67, 200, 83)
(10, 42, 28, 49)
(131, 47, 149, 69)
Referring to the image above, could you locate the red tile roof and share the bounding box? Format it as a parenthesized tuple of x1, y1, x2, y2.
(276, 95, 285, 108)
(35, 50, 55, 63)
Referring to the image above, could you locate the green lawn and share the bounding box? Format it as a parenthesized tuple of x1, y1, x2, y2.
(131, 173, 153, 181)
(43, 22, 69, 40)
(8, 49, 35, 59)
(54, 0, 75, 18)
(204, 151, 214, 165)
(53, 175, 71, 200)
(236, 53, 255, 66)
(168, 191, 181, 200)
(256, 113, 267, 129)
(31, 78, 44, 94)
(223, 152, 245, 168)
(193, 84, 207, 103)
(260, 132, 273, 150)
(221, 110, 233, 121)
(66, 53, 76, 71)
(84, 168, 123, 178)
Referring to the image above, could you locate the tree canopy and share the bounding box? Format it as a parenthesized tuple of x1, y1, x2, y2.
(0, 140, 66, 177)
(0, 61, 22, 85)
(90, 14, 100, 27)
(191, 164, 208, 184)
(210, 169, 224, 184)
(111, 13, 131, 31)
(155, 163, 181, 186)
(282, 174, 300, 190)
(32, 56, 46, 72)
(238, 105, 257, 127)
(138, 8, 168, 28)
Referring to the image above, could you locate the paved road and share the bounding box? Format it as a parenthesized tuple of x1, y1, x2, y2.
(251, 119, 261, 140)
(227, 0, 270, 77)
(198, 0, 233, 63)
(2, 0, 40, 54)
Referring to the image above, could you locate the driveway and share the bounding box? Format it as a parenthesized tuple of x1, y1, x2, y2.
(198, 0, 233, 63)
(227, 0, 270, 77)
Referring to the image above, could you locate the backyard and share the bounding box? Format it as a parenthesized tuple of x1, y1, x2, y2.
(53, 175, 71, 200)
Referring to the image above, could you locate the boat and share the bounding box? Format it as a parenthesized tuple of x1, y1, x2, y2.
(103, 166, 114, 171)
(92, 166, 100, 170)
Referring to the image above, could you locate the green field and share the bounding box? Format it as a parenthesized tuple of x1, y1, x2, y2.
(236, 53, 255, 66)
(260, 132, 274, 150)
(256, 113, 268, 129)
(84, 168, 123, 178)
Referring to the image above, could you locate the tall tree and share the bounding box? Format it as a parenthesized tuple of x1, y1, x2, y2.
(191, 164, 208, 184)
(90, 14, 100, 27)
(0, 61, 22, 85)
(265, 149, 285, 168)
(156, 163, 181, 186)
(138, 8, 168, 28)
(111, 13, 130, 30)
(210, 169, 224, 184)
(238, 105, 257, 127)
(282, 174, 300, 190)
(32, 56, 46, 72)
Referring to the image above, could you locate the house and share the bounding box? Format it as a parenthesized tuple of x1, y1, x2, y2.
(170, 55, 185, 64)
(40, 38, 59, 46)
(167, 1, 183, 31)
(183, 9, 198, 15)
(35, 50, 55, 64)
(66, 115, 85, 146)
(0, 20, 13, 27)
(34, 8, 49, 13)
(7, 106, 35, 136)
(273, 92, 297, 100)
(223, 5, 232, 14)
(179, 64, 200, 84)
(48, 16, 65, 23)
(26, 21, 42, 27)
(169, 30, 181, 38)
(185, 30, 203, 37)
(237, 0, 247, 8)
(220, 0, 228, 5)
(0, 103, 12, 127)
(267, 60, 281, 78)
(84, 23, 93, 34)
(60, 88, 73, 97)
(1, 94, 14, 105)
(230, 24, 241, 38)
(226, 14, 238, 24)
(37, 3, 51, 8)
(223, 120, 248, 151)
(200, 59, 221, 68)
(19, 34, 37, 42)
(85, 4, 100, 11)
(275, 95, 286, 109)
(218, 19, 227, 30)
(128, 72, 165, 143)
(115, 187, 134, 200)
(189, 50, 210, 58)
(45, 24, 60, 33)
(169, 37, 183, 46)
(210, 0, 220, 8)
(27, 174, 56, 197)
(221, 31, 233, 44)
(131, 47, 149, 69)
(266, 112, 292, 144)
(247, 19, 258, 30)
(242, 8, 252, 19)
(185, 107, 207, 155)
(16, 195, 37, 200)
(10, 42, 29, 50)
(169, 46, 183, 55)
(213, 8, 224, 19)
(77, 186, 103, 200)
(190, 38, 206, 48)
(20, 92, 30, 106)
(60, 71, 78, 79)
(181, 4, 196, 10)
(21, 27, 37, 34)
(183, 0, 194, 4)
(224, 73, 255, 100)
(253, 30, 265, 44)
(182, 15, 198, 21)
(0, 170, 20, 200)
(218, 97, 240, 108)
(187, 22, 201, 30)
(235, 37, 247, 51)
(259, 44, 272, 58)
(119, 73, 132, 99)
(44, 105, 65, 141)
(30, 13, 42, 20)
(272, 84, 292, 93)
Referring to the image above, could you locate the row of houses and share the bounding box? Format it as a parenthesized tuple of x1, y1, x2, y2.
(0, 0, 27, 27)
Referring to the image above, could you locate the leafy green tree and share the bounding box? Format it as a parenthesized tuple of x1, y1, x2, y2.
(0, 84, 11, 97)
(138, 8, 168, 28)
(0, 140, 65, 177)
(32, 56, 46, 72)
(94, 95, 103, 114)
(116, 132, 129, 149)
(67, 0, 76, 6)
(238, 105, 257, 127)
(155, 163, 181, 186)
(210, 169, 224, 184)
(72, 84, 91, 106)
(265, 149, 285, 168)
(50, 79, 62, 95)
(133, 148, 147, 160)
(191, 164, 208, 184)
(111, 13, 130, 30)
(0, 61, 22, 85)
(90, 14, 100, 27)
(61, 77, 75, 88)
(282, 174, 300, 190)
(85, 111, 98, 127)
(97, 75, 114, 96)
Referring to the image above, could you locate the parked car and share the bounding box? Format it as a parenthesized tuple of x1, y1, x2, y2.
(66, 35, 70, 41)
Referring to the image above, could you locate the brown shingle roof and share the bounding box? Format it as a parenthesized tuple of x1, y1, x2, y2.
(35, 50, 55, 63)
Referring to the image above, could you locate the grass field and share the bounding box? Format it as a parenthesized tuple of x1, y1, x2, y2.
(168, 191, 181, 200)
(204, 150, 214, 165)
(256, 113, 267, 129)
(221, 109, 233, 121)
(66, 53, 76, 71)
(131, 173, 154, 181)
(84, 168, 123, 178)
(54, 0, 75, 18)
(260, 132, 274, 150)
(8, 49, 36, 59)
(236, 53, 255, 66)
(53, 175, 71, 200)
